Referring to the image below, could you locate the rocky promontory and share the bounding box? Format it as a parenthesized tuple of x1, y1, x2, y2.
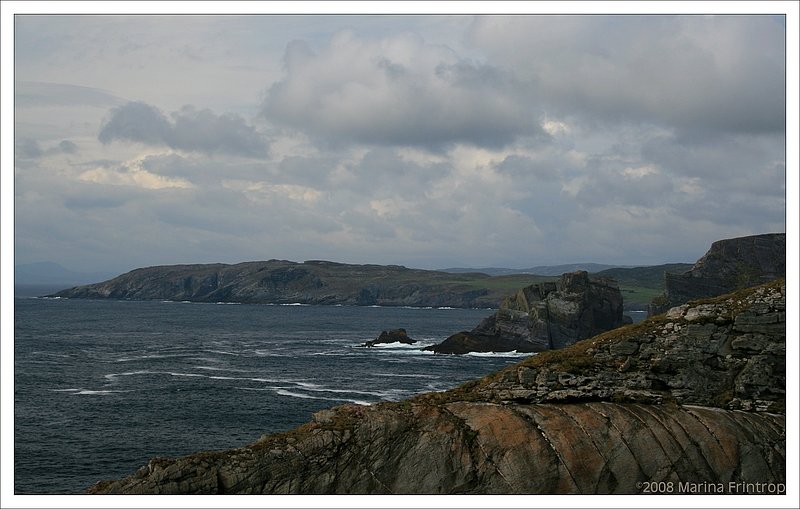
(50, 260, 522, 308)
(425, 271, 626, 354)
(649, 233, 785, 315)
(88, 279, 785, 495)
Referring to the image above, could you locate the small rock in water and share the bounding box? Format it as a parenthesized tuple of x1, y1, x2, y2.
(362, 328, 416, 347)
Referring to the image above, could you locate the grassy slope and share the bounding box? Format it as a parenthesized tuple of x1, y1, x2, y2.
(594, 263, 693, 309)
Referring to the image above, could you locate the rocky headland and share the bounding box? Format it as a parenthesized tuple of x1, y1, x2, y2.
(88, 279, 785, 495)
(49, 260, 538, 309)
(649, 233, 785, 315)
(425, 271, 627, 354)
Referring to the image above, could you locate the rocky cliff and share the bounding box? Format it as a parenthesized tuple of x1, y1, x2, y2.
(425, 271, 626, 353)
(649, 233, 785, 315)
(51, 260, 521, 308)
(88, 279, 785, 495)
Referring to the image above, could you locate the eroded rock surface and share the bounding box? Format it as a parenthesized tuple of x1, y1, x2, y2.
(88, 280, 785, 495)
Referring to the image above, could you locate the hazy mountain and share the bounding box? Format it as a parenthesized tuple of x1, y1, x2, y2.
(439, 263, 629, 277)
(14, 261, 115, 285)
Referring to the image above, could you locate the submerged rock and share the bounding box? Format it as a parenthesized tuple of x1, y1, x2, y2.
(425, 271, 625, 354)
(88, 280, 785, 495)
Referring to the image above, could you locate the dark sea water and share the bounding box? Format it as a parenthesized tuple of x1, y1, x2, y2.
(14, 295, 530, 494)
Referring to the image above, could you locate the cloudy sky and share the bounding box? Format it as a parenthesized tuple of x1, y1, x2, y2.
(8, 8, 791, 274)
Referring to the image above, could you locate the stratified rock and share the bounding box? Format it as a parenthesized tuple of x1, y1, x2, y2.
(649, 233, 785, 315)
(88, 280, 786, 495)
(425, 271, 625, 354)
(362, 328, 416, 347)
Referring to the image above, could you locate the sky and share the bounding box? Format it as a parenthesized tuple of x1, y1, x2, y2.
(6, 5, 795, 275)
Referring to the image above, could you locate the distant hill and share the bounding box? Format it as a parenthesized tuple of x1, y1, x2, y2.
(440, 263, 627, 277)
(14, 262, 116, 285)
(51, 260, 555, 309)
(594, 263, 694, 288)
(593, 263, 694, 310)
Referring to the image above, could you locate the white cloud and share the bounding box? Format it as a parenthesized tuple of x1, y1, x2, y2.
(79, 165, 193, 190)
(262, 30, 539, 148)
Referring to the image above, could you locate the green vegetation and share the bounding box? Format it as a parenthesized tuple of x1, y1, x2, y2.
(456, 274, 558, 291)
(594, 263, 692, 288)
(594, 263, 692, 309)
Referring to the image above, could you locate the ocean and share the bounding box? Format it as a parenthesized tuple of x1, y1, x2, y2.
(13, 293, 530, 494)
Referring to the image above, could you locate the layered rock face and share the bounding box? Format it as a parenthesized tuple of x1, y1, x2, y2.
(88, 280, 785, 495)
(426, 271, 626, 353)
(649, 233, 785, 315)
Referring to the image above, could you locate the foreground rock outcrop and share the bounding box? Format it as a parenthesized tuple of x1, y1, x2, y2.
(649, 233, 785, 315)
(88, 280, 785, 495)
(425, 271, 626, 353)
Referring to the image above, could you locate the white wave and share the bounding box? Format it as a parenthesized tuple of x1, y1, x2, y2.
(215, 301, 242, 305)
(74, 389, 131, 395)
(104, 370, 152, 381)
(464, 350, 532, 358)
(104, 370, 206, 381)
(194, 366, 250, 373)
(114, 353, 191, 362)
(280, 303, 308, 306)
(274, 389, 371, 406)
(51, 387, 131, 395)
(202, 349, 241, 356)
(286, 383, 399, 398)
(370, 373, 438, 379)
(250, 377, 293, 384)
(253, 349, 293, 357)
(362, 341, 419, 349)
(294, 381, 324, 389)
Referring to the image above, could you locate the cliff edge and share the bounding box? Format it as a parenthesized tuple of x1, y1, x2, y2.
(88, 279, 785, 495)
(649, 233, 785, 315)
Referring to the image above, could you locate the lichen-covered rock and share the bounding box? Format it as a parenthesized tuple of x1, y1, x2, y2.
(425, 271, 625, 353)
(478, 279, 785, 414)
(88, 280, 785, 495)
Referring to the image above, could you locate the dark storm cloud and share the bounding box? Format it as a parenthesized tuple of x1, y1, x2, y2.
(98, 101, 173, 145)
(261, 31, 540, 149)
(98, 101, 269, 158)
